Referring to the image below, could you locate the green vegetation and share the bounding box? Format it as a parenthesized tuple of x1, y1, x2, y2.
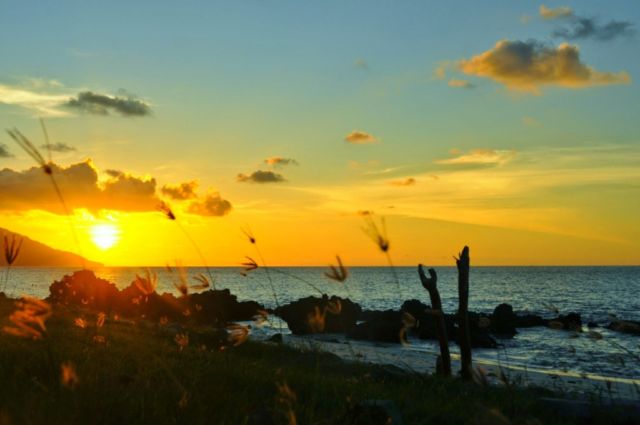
(0, 296, 633, 425)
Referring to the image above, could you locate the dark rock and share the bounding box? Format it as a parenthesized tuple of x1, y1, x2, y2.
(548, 313, 582, 332)
(190, 289, 263, 323)
(490, 303, 518, 337)
(587, 321, 598, 328)
(46, 270, 264, 328)
(274, 295, 361, 335)
(608, 320, 640, 335)
(47, 270, 120, 311)
(347, 310, 403, 343)
(515, 314, 547, 328)
(463, 312, 497, 348)
(268, 333, 283, 343)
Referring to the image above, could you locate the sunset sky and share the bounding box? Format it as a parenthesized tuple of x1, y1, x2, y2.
(1, 1, 639, 266)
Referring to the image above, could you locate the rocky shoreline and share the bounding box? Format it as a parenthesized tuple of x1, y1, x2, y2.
(35, 269, 640, 346)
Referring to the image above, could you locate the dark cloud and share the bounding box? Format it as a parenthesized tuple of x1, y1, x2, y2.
(187, 193, 232, 217)
(237, 170, 286, 183)
(0, 143, 13, 158)
(65, 91, 151, 117)
(161, 180, 199, 200)
(0, 160, 160, 213)
(105, 169, 123, 178)
(459, 39, 631, 93)
(553, 18, 635, 41)
(264, 157, 299, 167)
(41, 142, 76, 153)
(389, 177, 416, 186)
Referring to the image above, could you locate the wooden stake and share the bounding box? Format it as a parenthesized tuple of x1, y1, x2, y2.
(456, 246, 472, 380)
(418, 264, 452, 377)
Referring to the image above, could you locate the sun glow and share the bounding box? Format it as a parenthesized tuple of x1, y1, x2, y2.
(90, 223, 120, 250)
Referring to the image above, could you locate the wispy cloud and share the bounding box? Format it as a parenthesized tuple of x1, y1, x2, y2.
(553, 17, 635, 41)
(64, 91, 151, 117)
(0, 82, 153, 118)
(41, 142, 76, 153)
(354, 58, 369, 70)
(264, 156, 299, 167)
(522, 116, 542, 128)
(539, 5, 573, 20)
(0, 84, 72, 117)
(436, 149, 516, 166)
(388, 177, 416, 186)
(448, 78, 475, 89)
(345, 130, 378, 144)
(458, 40, 631, 93)
(0, 143, 14, 158)
(237, 170, 286, 183)
(295, 145, 640, 243)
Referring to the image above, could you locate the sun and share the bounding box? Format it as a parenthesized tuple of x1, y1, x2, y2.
(90, 223, 120, 250)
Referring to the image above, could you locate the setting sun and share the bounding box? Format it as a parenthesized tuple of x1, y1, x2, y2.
(90, 223, 120, 250)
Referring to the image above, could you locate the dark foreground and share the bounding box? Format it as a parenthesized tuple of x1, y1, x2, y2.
(0, 298, 637, 425)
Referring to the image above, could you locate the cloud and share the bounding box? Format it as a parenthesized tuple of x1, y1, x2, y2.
(388, 177, 416, 186)
(553, 18, 635, 41)
(345, 130, 378, 144)
(41, 142, 76, 153)
(448, 78, 475, 89)
(0, 160, 160, 213)
(1, 143, 13, 158)
(0, 84, 72, 117)
(264, 156, 299, 167)
(161, 180, 199, 200)
(522, 116, 542, 128)
(539, 5, 573, 20)
(237, 170, 286, 183)
(354, 58, 369, 70)
(187, 193, 232, 217)
(433, 61, 454, 80)
(64, 91, 151, 117)
(436, 149, 516, 166)
(459, 40, 631, 93)
(105, 169, 123, 178)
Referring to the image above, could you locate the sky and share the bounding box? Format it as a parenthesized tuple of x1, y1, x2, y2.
(1, 0, 639, 266)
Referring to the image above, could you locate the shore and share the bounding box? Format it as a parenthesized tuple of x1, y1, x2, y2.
(0, 296, 638, 425)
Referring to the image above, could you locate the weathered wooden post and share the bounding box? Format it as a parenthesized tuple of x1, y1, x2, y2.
(456, 246, 472, 380)
(418, 264, 452, 377)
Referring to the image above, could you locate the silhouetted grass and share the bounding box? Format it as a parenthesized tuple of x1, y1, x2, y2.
(0, 296, 633, 425)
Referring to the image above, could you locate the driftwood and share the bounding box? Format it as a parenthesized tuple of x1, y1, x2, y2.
(418, 265, 451, 377)
(456, 246, 472, 380)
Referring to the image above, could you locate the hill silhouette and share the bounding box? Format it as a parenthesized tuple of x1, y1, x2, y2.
(0, 228, 101, 268)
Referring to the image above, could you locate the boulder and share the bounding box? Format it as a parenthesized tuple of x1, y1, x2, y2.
(274, 295, 361, 335)
(490, 303, 518, 337)
(347, 310, 403, 343)
(607, 320, 640, 336)
(514, 314, 547, 328)
(464, 312, 498, 348)
(47, 270, 120, 311)
(548, 313, 582, 332)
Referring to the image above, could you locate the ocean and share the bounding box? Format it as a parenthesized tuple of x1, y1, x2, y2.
(3, 266, 640, 386)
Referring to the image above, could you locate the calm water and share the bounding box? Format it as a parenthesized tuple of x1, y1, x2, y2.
(3, 266, 640, 382)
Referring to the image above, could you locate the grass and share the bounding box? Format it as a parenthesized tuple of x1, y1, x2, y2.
(0, 297, 634, 425)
